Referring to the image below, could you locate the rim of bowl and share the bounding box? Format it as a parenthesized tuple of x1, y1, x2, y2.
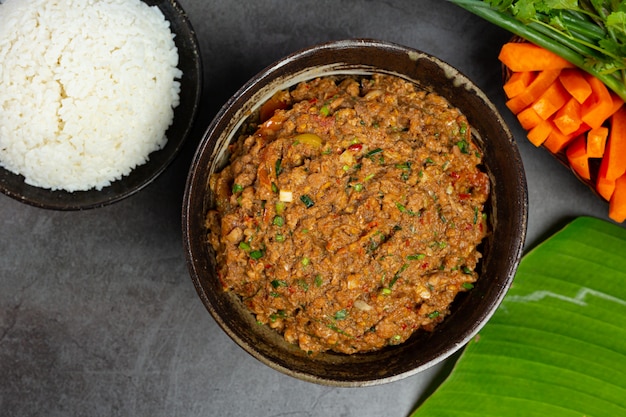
(183, 39, 528, 386)
(0, 0, 203, 210)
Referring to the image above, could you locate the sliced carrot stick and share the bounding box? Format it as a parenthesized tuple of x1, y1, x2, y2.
(565, 135, 591, 180)
(505, 69, 562, 115)
(543, 125, 579, 154)
(503, 71, 536, 99)
(499, 42, 575, 72)
(586, 126, 609, 158)
(603, 106, 626, 181)
(516, 107, 543, 130)
(531, 78, 570, 120)
(596, 152, 615, 200)
(526, 119, 553, 147)
(558, 68, 592, 104)
(581, 74, 616, 129)
(597, 178, 616, 201)
(553, 97, 583, 135)
(610, 94, 625, 116)
(609, 172, 626, 223)
(506, 95, 530, 115)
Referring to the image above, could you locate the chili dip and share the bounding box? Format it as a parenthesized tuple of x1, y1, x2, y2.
(205, 74, 490, 354)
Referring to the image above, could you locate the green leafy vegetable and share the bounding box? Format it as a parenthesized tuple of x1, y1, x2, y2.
(448, 0, 626, 101)
(410, 216, 626, 417)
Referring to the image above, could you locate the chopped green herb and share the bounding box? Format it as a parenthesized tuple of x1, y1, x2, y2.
(459, 122, 468, 135)
(300, 194, 314, 208)
(232, 183, 244, 193)
(238, 241, 251, 251)
(428, 311, 440, 319)
(297, 280, 309, 292)
(271, 182, 278, 193)
(365, 148, 383, 158)
(249, 249, 264, 260)
(269, 310, 286, 320)
(273, 215, 284, 227)
(462, 266, 473, 274)
(320, 105, 330, 116)
(389, 263, 409, 288)
(407, 253, 426, 261)
(326, 323, 350, 336)
(301, 257, 310, 266)
(395, 202, 416, 216)
(334, 309, 348, 320)
(457, 139, 469, 154)
(275, 233, 285, 242)
(381, 288, 392, 295)
(275, 201, 285, 215)
(462, 282, 475, 290)
(275, 159, 283, 175)
(353, 183, 363, 192)
(314, 274, 323, 287)
(271, 279, 288, 288)
(364, 173, 375, 181)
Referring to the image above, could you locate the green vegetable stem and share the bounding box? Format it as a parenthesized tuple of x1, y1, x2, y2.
(448, 0, 626, 102)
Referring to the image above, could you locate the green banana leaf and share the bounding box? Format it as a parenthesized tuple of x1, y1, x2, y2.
(411, 216, 626, 417)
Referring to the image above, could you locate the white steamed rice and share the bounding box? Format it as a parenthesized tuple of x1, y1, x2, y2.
(0, 0, 182, 191)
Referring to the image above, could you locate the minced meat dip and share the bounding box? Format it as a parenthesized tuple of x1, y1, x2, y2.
(205, 74, 490, 354)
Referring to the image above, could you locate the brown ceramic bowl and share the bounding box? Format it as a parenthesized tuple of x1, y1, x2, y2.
(183, 39, 528, 386)
(0, 0, 202, 210)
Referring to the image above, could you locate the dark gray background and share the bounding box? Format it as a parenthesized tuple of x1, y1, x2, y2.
(1, 1, 619, 416)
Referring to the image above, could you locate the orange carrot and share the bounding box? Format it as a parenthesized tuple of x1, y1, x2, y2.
(553, 97, 583, 135)
(506, 95, 530, 115)
(526, 119, 553, 147)
(505, 69, 562, 115)
(586, 126, 609, 158)
(558, 69, 592, 104)
(543, 125, 579, 154)
(603, 106, 626, 181)
(503, 71, 536, 99)
(581, 74, 616, 129)
(565, 135, 590, 180)
(531, 78, 570, 120)
(597, 177, 616, 201)
(609, 172, 626, 222)
(610, 94, 625, 115)
(516, 107, 543, 130)
(499, 42, 575, 72)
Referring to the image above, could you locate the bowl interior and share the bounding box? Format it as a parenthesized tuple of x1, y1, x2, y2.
(0, 0, 202, 210)
(183, 39, 528, 386)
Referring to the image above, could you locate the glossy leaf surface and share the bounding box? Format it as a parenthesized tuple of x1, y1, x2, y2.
(412, 216, 626, 417)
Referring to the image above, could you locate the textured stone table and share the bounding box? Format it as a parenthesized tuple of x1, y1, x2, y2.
(0, 1, 620, 416)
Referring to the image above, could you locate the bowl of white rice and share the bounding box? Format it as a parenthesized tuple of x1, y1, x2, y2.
(0, 0, 202, 209)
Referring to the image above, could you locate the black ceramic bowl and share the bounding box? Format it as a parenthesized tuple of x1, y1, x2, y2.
(183, 39, 528, 386)
(0, 0, 202, 210)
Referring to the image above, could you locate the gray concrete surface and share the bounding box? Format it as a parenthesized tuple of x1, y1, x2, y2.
(1, 1, 620, 416)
